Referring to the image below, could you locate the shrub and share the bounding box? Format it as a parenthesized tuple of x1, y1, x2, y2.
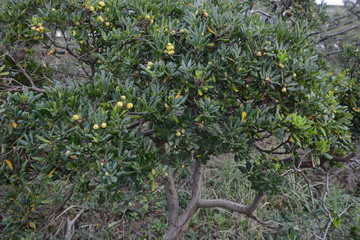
(0, 0, 357, 239)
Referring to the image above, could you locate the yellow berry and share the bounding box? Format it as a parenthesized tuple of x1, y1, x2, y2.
(121, 95, 126, 100)
(105, 22, 110, 26)
(279, 63, 285, 69)
(181, 129, 185, 134)
(98, 1, 106, 7)
(75, 21, 80, 26)
(89, 6, 95, 12)
(72, 114, 80, 120)
(98, 16, 104, 22)
(93, 124, 100, 130)
(31, 26, 37, 31)
(116, 101, 123, 107)
(176, 131, 181, 137)
(72, 30, 77, 35)
(145, 15, 151, 20)
(256, 51, 262, 57)
(65, 150, 71, 156)
(147, 61, 154, 68)
(165, 103, 170, 110)
(150, 19, 154, 24)
(293, 73, 297, 78)
(168, 50, 175, 55)
(127, 103, 134, 109)
(101, 123, 107, 128)
(281, 87, 287, 93)
(265, 77, 271, 81)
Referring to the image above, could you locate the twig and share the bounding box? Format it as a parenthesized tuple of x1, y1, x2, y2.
(5, 52, 37, 88)
(250, 10, 274, 18)
(65, 208, 85, 240)
(322, 170, 332, 240)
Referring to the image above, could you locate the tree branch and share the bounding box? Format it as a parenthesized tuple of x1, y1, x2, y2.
(191, 160, 203, 199)
(5, 53, 45, 93)
(164, 170, 180, 226)
(198, 194, 274, 227)
(318, 24, 360, 43)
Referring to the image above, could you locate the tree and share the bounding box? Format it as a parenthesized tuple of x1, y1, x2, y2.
(0, 0, 357, 239)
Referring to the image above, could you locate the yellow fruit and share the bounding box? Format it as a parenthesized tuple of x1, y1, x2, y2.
(98, 16, 104, 22)
(150, 19, 154, 24)
(116, 101, 123, 107)
(279, 63, 285, 69)
(181, 129, 185, 134)
(105, 22, 110, 26)
(39, 26, 45, 32)
(31, 26, 37, 31)
(89, 6, 95, 12)
(93, 124, 100, 130)
(256, 51, 262, 57)
(265, 77, 271, 81)
(75, 21, 80, 26)
(203, 11, 209, 17)
(165, 103, 170, 110)
(147, 61, 154, 68)
(168, 50, 175, 55)
(145, 15, 151, 20)
(65, 150, 71, 156)
(293, 73, 297, 78)
(176, 131, 181, 137)
(72, 30, 77, 35)
(121, 95, 126, 100)
(72, 114, 80, 120)
(163, 50, 168, 54)
(101, 123, 107, 128)
(281, 87, 287, 93)
(127, 103, 134, 109)
(99, 1, 106, 7)
(180, 29, 185, 33)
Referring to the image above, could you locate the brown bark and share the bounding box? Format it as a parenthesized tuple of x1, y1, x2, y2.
(163, 161, 272, 240)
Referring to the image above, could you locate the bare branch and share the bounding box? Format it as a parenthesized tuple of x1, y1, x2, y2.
(164, 171, 180, 226)
(250, 10, 273, 18)
(191, 160, 203, 199)
(322, 170, 332, 240)
(318, 24, 360, 43)
(198, 194, 275, 227)
(5, 52, 45, 93)
(65, 208, 85, 240)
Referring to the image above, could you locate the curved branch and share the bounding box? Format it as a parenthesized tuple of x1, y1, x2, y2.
(198, 194, 275, 227)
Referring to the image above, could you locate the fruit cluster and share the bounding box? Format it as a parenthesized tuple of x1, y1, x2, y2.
(164, 43, 175, 55)
(31, 23, 44, 33)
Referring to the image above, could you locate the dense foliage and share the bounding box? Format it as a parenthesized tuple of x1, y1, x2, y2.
(0, 0, 358, 239)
